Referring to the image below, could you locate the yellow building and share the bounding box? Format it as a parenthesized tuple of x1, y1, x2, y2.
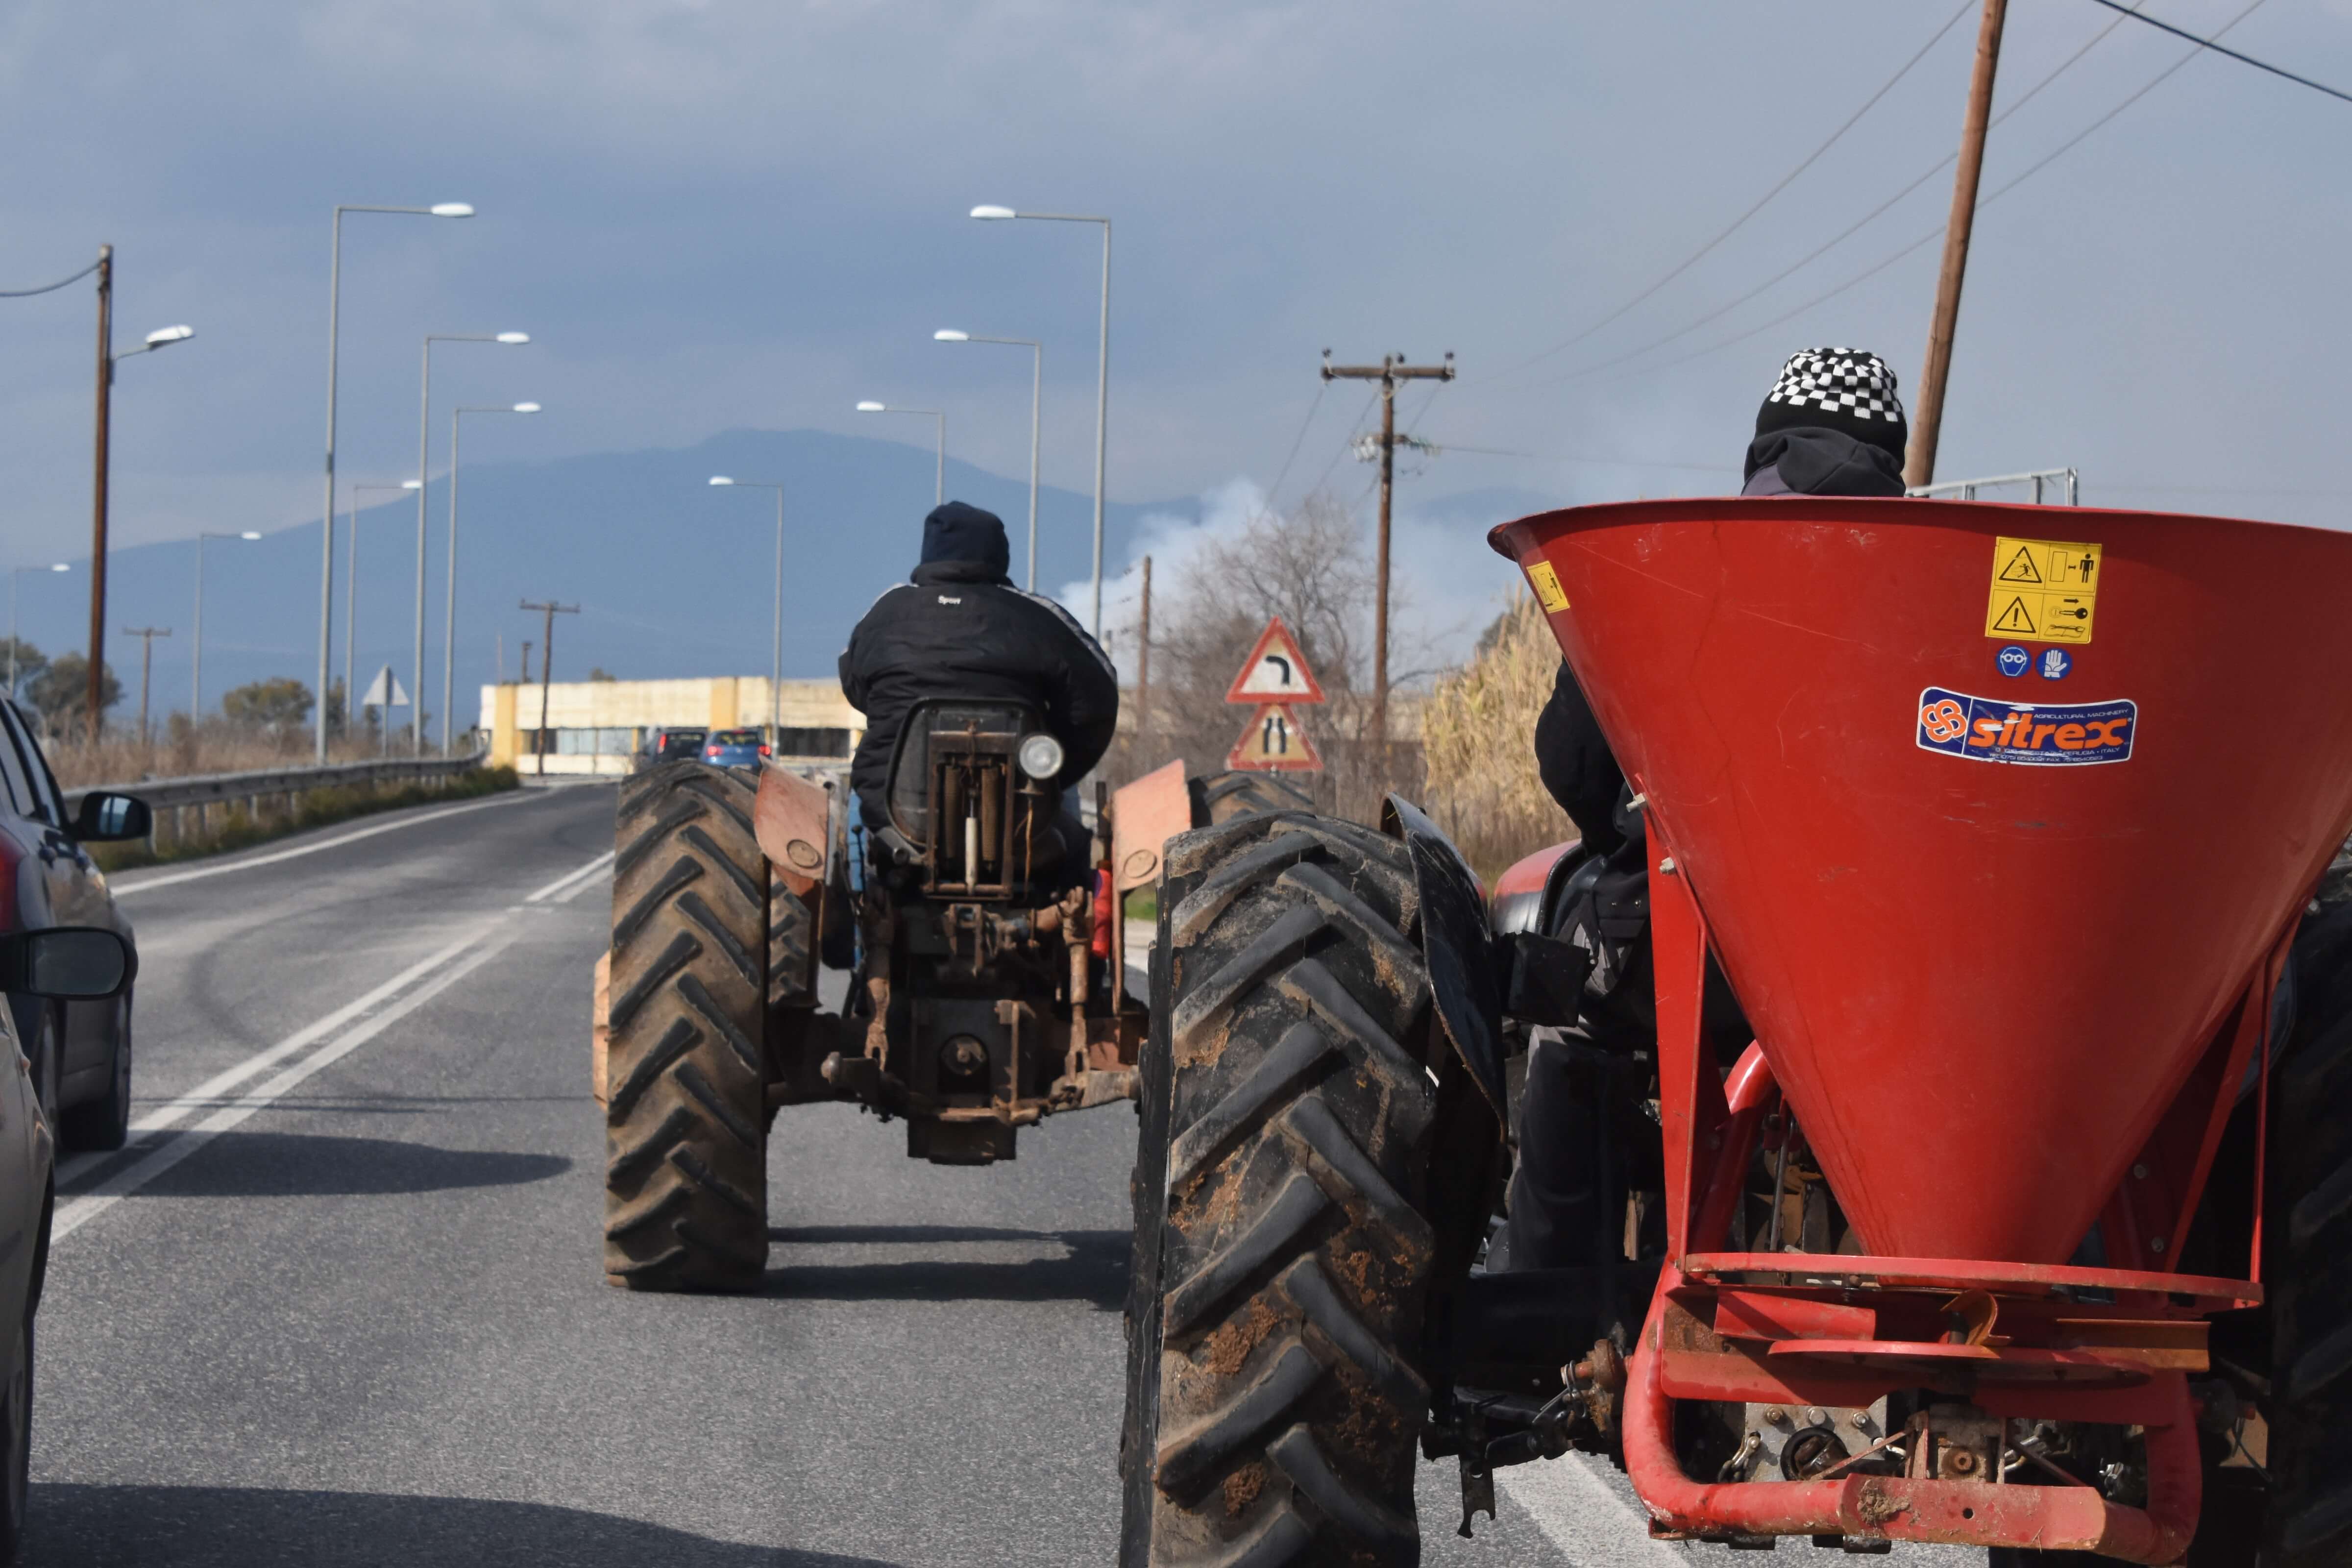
(481, 676, 865, 776)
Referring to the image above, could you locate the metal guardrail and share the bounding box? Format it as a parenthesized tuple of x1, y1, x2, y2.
(62, 750, 490, 815)
(1908, 467, 2080, 505)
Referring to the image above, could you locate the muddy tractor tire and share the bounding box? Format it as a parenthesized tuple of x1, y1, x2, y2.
(1123, 810, 1437, 1566)
(1199, 771, 1314, 826)
(2262, 898, 2352, 1566)
(602, 761, 772, 1292)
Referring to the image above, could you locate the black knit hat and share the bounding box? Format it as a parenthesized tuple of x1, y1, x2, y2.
(1755, 347, 1908, 464)
(919, 500, 1011, 579)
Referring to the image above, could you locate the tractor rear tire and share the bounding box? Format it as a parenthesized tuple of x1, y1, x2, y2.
(602, 761, 772, 1292)
(1122, 809, 1437, 1566)
(2263, 897, 2352, 1565)
(1200, 771, 1314, 825)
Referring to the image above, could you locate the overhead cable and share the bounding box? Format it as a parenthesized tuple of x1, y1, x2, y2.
(1477, 0, 1975, 387)
(0, 258, 99, 299)
(2082, 0, 2352, 104)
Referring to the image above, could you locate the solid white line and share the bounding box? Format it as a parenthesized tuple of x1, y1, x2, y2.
(52, 923, 520, 1243)
(1498, 1456, 1687, 1567)
(108, 790, 538, 898)
(525, 848, 614, 905)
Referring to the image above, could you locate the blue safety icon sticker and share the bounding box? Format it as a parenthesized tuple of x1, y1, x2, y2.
(1916, 686, 2135, 766)
(2038, 648, 2072, 681)
(1996, 645, 2030, 678)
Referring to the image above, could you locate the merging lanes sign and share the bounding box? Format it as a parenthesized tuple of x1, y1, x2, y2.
(1224, 616, 1324, 773)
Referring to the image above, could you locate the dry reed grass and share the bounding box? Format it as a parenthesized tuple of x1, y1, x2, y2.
(1419, 590, 1572, 880)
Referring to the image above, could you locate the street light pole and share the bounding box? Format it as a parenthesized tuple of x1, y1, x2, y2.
(317, 200, 474, 762)
(971, 206, 1111, 634)
(9, 564, 68, 697)
(446, 402, 539, 752)
(707, 478, 786, 744)
(934, 331, 1042, 589)
(191, 530, 262, 723)
(414, 330, 529, 754)
(347, 481, 419, 724)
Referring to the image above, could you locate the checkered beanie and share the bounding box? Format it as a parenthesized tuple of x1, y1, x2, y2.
(1755, 346, 1908, 463)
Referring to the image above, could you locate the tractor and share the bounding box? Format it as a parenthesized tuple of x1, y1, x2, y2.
(1117, 495, 2352, 1566)
(592, 685, 1289, 1294)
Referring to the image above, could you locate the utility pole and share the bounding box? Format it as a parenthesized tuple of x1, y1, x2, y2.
(121, 625, 169, 746)
(87, 245, 113, 741)
(518, 600, 577, 778)
(520, 640, 532, 686)
(1134, 554, 1152, 759)
(1319, 350, 1454, 748)
(1907, 0, 2009, 490)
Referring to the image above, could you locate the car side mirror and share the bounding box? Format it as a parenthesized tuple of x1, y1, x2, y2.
(0, 928, 133, 999)
(73, 791, 150, 843)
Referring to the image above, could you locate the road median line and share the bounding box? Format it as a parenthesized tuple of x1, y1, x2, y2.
(54, 921, 519, 1242)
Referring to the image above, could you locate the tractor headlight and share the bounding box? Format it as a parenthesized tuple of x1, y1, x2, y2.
(1016, 732, 1065, 781)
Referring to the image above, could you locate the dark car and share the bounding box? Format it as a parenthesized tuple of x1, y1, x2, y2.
(0, 923, 136, 1555)
(0, 701, 151, 1150)
(702, 728, 769, 770)
(639, 727, 708, 770)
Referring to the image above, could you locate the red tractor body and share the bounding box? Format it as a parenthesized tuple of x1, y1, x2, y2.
(1487, 497, 2352, 1559)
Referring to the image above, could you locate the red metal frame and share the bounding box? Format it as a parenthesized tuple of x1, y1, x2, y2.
(1621, 811, 2264, 1561)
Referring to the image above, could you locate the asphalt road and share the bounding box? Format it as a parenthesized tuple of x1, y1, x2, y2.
(23, 780, 1982, 1566)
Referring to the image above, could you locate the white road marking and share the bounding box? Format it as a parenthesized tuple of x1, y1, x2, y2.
(53, 919, 519, 1242)
(1499, 1456, 1687, 1567)
(107, 789, 540, 898)
(525, 849, 613, 905)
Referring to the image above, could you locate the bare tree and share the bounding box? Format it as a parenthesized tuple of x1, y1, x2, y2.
(1106, 492, 1430, 826)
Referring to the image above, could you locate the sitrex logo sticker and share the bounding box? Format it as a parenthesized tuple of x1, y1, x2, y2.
(1916, 686, 2136, 766)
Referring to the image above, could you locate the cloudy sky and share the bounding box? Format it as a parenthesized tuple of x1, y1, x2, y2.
(2, 0, 2347, 656)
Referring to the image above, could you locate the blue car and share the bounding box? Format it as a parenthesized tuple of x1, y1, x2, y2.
(702, 728, 768, 770)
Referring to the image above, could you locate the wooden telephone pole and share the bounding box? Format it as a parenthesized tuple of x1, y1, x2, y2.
(518, 600, 578, 777)
(121, 624, 169, 745)
(1319, 350, 1454, 747)
(1907, 0, 2009, 490)
(87, 245, 113, 740)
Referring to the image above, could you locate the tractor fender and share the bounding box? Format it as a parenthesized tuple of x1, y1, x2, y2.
(754, 765, 833, 902)
(1380, 794, 1508, 1120)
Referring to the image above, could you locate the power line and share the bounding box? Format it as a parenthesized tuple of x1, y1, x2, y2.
(1262, 381, 1327, 510)
(1540, 0, 2271, 391)
(2082, 0, 2352, 104)
(1502, 2, 2147, 394)
(1477, 0, 1976, 386)
(0, 258, 99, 299)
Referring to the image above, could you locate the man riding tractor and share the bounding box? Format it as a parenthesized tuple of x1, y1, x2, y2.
(594, 501, 1160, 1293)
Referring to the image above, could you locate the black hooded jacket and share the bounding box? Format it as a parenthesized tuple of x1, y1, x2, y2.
(1533, 427, 1904, 847)
(838, 502, 1119, 826)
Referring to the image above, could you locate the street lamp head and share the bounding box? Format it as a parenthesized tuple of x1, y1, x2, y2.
(495, 332, 530, 344)
(402, 478, 423, 489)
(934, 330, 970, 343)
(143, 325, 194, 347)
(238, 531, 262, 541)
(429, 203, 475, 218)
(47, 564, 67, 573)
(708, 476, 736, 487)
(856, 400, 887, 413)
(512, 402, 541, 413)
(970, 205, 1016, 220)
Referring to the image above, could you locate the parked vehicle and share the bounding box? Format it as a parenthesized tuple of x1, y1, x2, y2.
(0, 702, 150, 1150)
(1121, 496, 2352, 1565)
(702, 727, 769, 770)
(0, 924, 136, 1558)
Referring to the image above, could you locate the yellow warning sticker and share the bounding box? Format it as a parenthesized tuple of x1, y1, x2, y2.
(1527, 560, 1569, 612)
(1983, 535, 2103, 645)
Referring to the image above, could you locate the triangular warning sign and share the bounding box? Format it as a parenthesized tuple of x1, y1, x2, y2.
(1225, 616, 1327, 705)
(361, 664, 410, 708)
(1991, 596, 2038, 634)
(1225, 703, 1322, 773)
(1997, 546, 2043, 584)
